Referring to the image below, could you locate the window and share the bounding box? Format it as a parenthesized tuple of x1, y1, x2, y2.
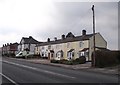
(81, 52, 85, 56)
(79, 41, 84, 47)
(42, 46, 44, 50)
(56, 52, 60, 57)
(48, 45, 51, 49)
(56, 50, 63, 58)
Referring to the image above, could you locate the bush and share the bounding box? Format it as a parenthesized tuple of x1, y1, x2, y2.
(59, 59, 68, 64)
(26, 55, 34, 58)
(50, 60, 59, 63)
(50, 57, 86, 65)
(26, 54, 42, 59)
(74, 56, 86, 64)
(9, 53, 15, 57)
(65, 60, 73, 65)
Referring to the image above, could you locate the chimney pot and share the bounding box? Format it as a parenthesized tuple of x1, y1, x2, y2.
(29, 36, 32, 38)
(47, 38, 50, 42)
(82, 30, 86, 36)
(62, 34, 65, 39)
(54, 37, 57, 41)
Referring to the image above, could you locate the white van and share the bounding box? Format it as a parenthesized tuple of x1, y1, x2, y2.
(16, 51, 27, 58)
(16, 51, 34, 58)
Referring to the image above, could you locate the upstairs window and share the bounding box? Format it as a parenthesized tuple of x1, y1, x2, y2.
(48, 45, 51, 49)
(79, 41, 84, 48)
(42, 46, 44, 50)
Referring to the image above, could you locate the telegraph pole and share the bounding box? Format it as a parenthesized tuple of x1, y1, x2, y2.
(92, 5, 96, 67)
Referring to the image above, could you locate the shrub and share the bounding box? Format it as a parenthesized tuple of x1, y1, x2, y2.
(50, 57, 86, 65)
(5, 53, 9, 57)
(65, 60, 73, 65)
(50, 60, 59, 63)
(9, 53, 15, 57)
(59, 59, 68, 64)
(74, 56, 86, 64)
(26, 55, 34, 58)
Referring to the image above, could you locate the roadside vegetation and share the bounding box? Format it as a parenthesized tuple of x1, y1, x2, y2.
(51, 56, 86, 65)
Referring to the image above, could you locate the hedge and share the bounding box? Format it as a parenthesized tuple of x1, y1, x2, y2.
(92, 50, 120, 68)
(50, 56, 86, 65)
(2, 53, 15, 57)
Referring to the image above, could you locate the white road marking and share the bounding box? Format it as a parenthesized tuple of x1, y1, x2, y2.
(0, 73, 19, 85)
(3, 60, 76, 79)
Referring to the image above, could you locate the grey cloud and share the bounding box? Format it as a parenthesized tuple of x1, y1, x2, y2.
(35, 2, 118, 49)
(0, 2, 118, 50)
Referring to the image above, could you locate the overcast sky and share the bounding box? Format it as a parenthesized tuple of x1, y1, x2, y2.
(0, 0, 119, 50)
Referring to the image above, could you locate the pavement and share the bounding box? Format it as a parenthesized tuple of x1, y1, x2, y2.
(14, 58, 119, 75)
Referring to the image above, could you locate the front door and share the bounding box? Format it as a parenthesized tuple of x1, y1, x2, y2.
(68, 52, 72, 60)
(48, 53, 50, 60)
(56, 52, 61, 60)
(50, 53, 54, 60)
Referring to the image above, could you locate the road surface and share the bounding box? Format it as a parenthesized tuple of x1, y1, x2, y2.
(1, 57, 119, 84)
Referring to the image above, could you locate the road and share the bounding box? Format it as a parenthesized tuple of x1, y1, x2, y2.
(1, 57, 119, 84)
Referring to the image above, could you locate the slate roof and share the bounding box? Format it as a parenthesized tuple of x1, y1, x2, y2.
(36, 33, 97, 46)
(21, 36, 42, 44)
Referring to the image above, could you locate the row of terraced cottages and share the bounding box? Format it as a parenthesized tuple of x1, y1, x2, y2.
(2, 30, 107, 61)
(34, 30, 107, 61)
(2, 43, 19, 56)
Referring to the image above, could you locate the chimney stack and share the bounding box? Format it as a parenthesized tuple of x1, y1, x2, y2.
(47, 38, 50, 42)
(54, 37, 57, 41)
(7, 43, 9, 46)
(62, 34, 65, 39)
(82, 30, 86, 36)
(29, 36, 32, 38)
